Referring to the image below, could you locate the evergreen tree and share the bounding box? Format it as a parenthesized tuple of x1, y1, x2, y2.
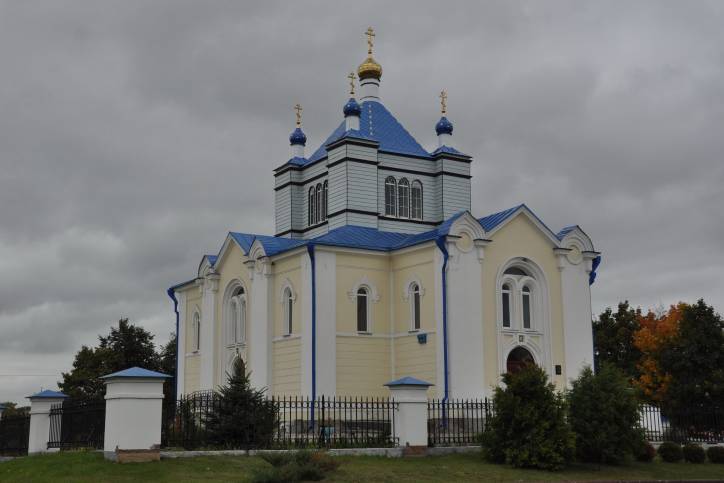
(206, 358, 277, 449)
(593, 301, 641, 379)
(160, 332, 177, 402)
(60, 318, 161, 400)
(481, 365, 575, 471)
(568, 364, 645, 464)
(658, 299, 724, 414)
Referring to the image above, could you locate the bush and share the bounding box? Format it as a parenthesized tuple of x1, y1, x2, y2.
(481, 365, 575, 471)
(567, 365, 645, 464)
(252, 450, 338, 482)
(635, 442, 656, 462)
(682, 443, 706, 463)
(658, 441, 683, 462)
(707, 446, 724, 463)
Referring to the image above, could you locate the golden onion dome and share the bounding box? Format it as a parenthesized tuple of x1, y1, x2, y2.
(358, 55, 382, 80)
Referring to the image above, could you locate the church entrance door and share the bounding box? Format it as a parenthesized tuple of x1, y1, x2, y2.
(506, 346, 535, 374)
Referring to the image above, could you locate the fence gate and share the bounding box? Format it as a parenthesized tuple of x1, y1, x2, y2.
(0, 414, 30, 456)
(48, 399, 106, 450)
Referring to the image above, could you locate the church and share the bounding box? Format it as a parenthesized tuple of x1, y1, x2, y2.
(169, 29, 601, 400)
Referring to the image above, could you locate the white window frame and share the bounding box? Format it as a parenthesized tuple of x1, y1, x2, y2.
(322, 180, 328, 221)
(356, 287, 370, 333)
(397, 178, 410, 218)
(501, 283, 512, 328)
(308, 186, 315, 226)
(410, 282, 421, 331)
(384, 177, 397, 216)
(191, 310, 201, 352)
(521, 285, 532, 330)
(411, 180, 423, 220)
(283, 287, 293, 336)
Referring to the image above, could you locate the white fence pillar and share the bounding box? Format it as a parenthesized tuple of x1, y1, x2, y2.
(102, 367, 170, 462)
(384, 377, 433, 451)
(27, 390, 68, 454)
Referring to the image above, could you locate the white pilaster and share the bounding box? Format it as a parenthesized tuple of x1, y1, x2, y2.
(27, 391, 67, 454)
(434, 246, 445, 399)
(559, 252, 596, 381)
(446, 240, 486, 398)
(249, 258, 273, 390)
(438, 132, 452, 147)
(315, 250, 336, 396)
(200, 273, 218, 390)
(102, 368, 169, 460)
(176, 290, 187, 397)
(345, 115, 360, 131)
(292, 143, 304, 158)
(300, 252, 313, 396)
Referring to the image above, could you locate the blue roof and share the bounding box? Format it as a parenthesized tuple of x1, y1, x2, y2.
(384, 376, 434, 387)
(101, 367, 171, 379)
(556, 225, 577, 240)
(289, 127, 307, 146)
(308, 100, 430, 162)
(28, 390, 68, 399)
(343, 97, 361, 117)
(431, 145, 468, 157)
(435, 116, 453, 135)
(252, 235, 307, 257)
(229, 232, 256, 253)
(478, 204, 525, 232)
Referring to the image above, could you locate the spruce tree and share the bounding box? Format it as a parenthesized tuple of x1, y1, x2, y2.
(206, 358, 277, 449)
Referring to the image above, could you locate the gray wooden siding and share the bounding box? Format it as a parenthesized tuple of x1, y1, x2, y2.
(347, 163, 377, 213)
(275, 187, 291, 235)
(377, 219, 433, 234)
(441, 176, 471, 219)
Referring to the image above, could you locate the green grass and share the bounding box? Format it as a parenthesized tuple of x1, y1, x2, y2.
(1, 450, 723, 482)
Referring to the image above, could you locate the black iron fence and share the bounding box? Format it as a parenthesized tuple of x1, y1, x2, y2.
(162, 391, 397, 450)
(0, 414, 30, 456)
(428, 398, 494, 446)
(640, 404, 723, 443)
(48, 399, 105, 450)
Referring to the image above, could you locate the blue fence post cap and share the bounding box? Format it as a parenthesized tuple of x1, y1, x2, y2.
(384, 376, 434, 387)
(101, 367, 171, 380)
(27, 390, 69, 399)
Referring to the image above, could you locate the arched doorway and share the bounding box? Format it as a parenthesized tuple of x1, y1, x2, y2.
(506, 346, 535, 374)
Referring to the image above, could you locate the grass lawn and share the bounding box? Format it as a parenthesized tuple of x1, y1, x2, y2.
(1, 451, 723, 482)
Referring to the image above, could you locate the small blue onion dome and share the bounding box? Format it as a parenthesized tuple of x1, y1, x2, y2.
(435, 116, 453, 136)
(343, 97, 361, 117)
(289, 127, 307, 146)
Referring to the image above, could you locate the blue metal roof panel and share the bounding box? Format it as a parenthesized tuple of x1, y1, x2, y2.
(101, 367, 171, 379)
(431, 145, 468, 157)
(478, 204, 524, 232)
(556, 225, 578, 240)
(308, 100, 430, 163)
(252, 235, 307, 257)
(229, 232, 256, 254)
(28, 390, 68, 399)
(384, 376, 434, 387)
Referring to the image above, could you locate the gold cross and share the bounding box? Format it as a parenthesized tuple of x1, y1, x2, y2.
(365, 27, 375, 55)
(439, 90, 447, 115)
(348, 72, 356, 96)
(294, 103, 302, 127)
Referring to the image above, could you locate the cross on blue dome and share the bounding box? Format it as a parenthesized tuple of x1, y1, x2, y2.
(343, 97, 361, 117)
(289, 127, 307, 146)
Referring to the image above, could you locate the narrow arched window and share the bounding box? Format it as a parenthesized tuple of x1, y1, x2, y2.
(192, 311, 201, 351)
(308, 187, 315, 226)
(384, 177, 397, 216)
(238, 297, 246, 343)
(315, 184, 322, 224)
(522, 286, 531, 329)
(410, 283, 421, 330)
(411, 180, 423, 220)
(284, 287, 293, 335)
(398, 178, 410, 218)
(357, 287, 369, 332)
(229, 297, 238, 344)
(322, 180, 328, 221)
(501, 283, 511, 328)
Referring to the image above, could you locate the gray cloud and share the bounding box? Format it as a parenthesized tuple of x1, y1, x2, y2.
(1, 0, 723, 404)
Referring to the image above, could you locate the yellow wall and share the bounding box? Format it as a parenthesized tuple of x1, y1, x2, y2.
(336, 336, 391, 396)
(184, 354, 200, 393)
(272, 337, 301, 395)
(272, 255, 303, 338)
(184, 288, 202, 354)
(482, 213, 566, 389)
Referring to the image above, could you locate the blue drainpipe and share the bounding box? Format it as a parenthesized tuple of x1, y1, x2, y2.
(167, 287, 180, 402)
(434, 236, 450, 405)
(306, 244, 317, 427)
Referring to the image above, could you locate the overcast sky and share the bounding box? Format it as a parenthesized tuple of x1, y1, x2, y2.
(1, 1, 723, 405)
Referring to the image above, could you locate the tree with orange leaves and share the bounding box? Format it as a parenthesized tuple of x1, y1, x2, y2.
(632, 304, 684, 403)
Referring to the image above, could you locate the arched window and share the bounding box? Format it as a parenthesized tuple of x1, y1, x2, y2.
(315, 184, 322, 224)
(522, 286, 532, 329)
(192, 311, 201, 352)
(384, 177, 397, 216)
(410, 283, 421, 330)
(501, 283, 511, 328)
(357, 287, 369, 332)
(284, 287, 293, 335)
(227, 287, 245, 345)
(398, 178, 410, 218)
(411, 180, 423, 220)
(322, 180, 328, 221)
(308, 187, 315, 226)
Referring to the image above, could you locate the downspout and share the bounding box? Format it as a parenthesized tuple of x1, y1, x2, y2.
(306, 243, 317, 426)
(434, 236, 450, 404)
(167, 287, 180, 402)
